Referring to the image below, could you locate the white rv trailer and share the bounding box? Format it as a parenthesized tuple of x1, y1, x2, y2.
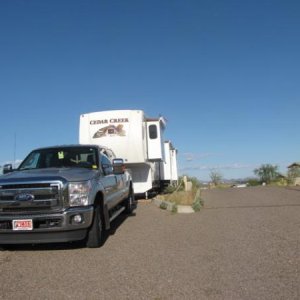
(79, 110, 173, 196)
(160, 141, 178, 187)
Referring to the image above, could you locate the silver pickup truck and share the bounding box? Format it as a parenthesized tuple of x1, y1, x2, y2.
(0, 145, 135, 248)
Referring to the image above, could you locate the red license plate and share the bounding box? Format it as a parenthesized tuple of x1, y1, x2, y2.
(12, 219, 33, 231)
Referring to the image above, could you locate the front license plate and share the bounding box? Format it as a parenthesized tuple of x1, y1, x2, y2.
(12, 219, 33, 231)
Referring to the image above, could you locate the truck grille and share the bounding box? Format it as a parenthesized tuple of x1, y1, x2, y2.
(0, 182, 64, 214)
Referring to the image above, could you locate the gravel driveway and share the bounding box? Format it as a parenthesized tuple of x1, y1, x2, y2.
(0, 186, 299, 299)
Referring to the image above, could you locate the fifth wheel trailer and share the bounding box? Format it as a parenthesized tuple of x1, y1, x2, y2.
(79, 110, 178, 196)
(160, 141, 178, 188)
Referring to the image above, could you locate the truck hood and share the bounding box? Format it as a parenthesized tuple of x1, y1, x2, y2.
(0, 168, 98, 184)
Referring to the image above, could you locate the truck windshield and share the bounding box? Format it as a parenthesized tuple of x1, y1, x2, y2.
(18, 147, 98, 170)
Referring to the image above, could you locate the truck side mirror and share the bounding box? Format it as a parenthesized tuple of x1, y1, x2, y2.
(3, 164, 13, 174)
(102, 163, 113, 175)
(113, 159, 125, 175)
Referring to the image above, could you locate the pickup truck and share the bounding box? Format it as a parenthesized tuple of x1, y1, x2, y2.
(0, 144, 135, 248)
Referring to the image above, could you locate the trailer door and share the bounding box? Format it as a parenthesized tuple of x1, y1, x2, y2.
(146, 121, 164, 161)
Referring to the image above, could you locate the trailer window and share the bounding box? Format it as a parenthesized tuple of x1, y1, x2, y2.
(149, 125, 157, 139)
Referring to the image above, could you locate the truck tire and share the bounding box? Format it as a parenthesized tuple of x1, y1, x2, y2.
(86, 206, 104, 248)
(124, 188, 135, 214)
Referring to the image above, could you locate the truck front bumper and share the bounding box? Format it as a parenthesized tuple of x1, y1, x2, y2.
(0, 206, 94, 244)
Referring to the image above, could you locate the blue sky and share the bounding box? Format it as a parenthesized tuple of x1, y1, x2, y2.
(0, 0, 299, 181)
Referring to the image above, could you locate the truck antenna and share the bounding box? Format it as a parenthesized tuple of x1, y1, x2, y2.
(13, 133, 16, 168)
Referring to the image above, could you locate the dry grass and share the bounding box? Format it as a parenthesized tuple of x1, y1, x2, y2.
(159, 190, 196, 206)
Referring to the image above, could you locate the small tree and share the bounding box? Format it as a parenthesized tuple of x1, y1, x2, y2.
(209, 170, 223, 186)
(253, 164, 279, 184)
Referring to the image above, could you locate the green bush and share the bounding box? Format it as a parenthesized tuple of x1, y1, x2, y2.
(247, 178, 261, 186)
(192, 198, 202, 212)
(159, 202, 168, 210)
(192, 189, 203, 212)
(171, 204, 178, 213)
(162, 185, 178, 194)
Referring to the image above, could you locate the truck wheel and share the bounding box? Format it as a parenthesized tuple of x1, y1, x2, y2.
(86, 206, 104, 248)
(124, 188, 135, 214)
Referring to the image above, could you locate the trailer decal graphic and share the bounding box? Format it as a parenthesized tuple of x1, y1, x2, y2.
(93, 124, 126, 138)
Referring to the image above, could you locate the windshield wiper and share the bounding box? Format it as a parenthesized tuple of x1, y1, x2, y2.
(19, 168, 36, 171)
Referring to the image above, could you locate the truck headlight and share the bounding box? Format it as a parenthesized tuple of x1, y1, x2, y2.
(69, 181, 91, 207)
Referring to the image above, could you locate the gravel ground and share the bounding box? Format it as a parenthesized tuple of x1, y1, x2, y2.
(0, 186, 299, 299)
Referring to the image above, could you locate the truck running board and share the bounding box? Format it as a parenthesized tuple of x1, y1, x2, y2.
(109, 206, 125, 222)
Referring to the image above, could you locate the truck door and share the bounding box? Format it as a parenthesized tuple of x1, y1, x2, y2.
(100, 154, 119, 210)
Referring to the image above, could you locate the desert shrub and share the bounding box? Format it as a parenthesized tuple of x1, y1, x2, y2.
(192, 189, 203, 212)
(269, 178, 288, 186)
(247, 178, 261, 186)
(162, 184, 178, 194)
(162, 175, 201, 194)
(192, 198, 202, 212)
(160, 176, 203, 207)
(188, 176, 201, 190)
(159, 202, 168, 210)
(171, 204, 178, 213)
